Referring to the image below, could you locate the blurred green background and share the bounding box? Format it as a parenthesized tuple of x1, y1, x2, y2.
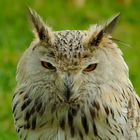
(0, 0, 140, 139)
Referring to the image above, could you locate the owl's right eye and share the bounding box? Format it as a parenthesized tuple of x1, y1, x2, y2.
(41, 61, 55, 70)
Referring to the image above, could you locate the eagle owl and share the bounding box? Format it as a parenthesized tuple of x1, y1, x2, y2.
(12, 8, 140, 140)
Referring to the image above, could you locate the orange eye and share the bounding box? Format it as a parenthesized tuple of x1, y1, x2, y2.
(83, 63, 97, 72)
(41, 61, 55, 69)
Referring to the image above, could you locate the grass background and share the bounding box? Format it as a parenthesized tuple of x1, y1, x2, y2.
(0, 0, 140, 139)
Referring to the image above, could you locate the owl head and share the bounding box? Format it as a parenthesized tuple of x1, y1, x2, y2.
(16, 8, 129, 102)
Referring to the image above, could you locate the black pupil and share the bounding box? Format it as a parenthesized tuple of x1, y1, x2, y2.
(87, 64, 92, 69)
(47, 62, 54, 68)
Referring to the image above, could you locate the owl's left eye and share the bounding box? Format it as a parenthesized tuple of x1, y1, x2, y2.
(83, 63, 97, 72)
(41, 61, 55, 70)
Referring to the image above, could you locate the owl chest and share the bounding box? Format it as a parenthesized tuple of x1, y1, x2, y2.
(25, 103, 129, 140)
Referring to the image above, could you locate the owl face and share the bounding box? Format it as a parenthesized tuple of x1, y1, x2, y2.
(17, 9, 128, 103)
(26, 30, 98, 101)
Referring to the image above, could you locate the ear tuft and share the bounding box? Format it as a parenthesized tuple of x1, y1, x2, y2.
(83, 13, 120, 48)
(28, 7, 54, 45)
(103, 13, 120, 34)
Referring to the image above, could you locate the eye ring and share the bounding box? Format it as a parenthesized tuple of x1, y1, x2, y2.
(83, 63, 97, 72)
(41, 61, 55, 70)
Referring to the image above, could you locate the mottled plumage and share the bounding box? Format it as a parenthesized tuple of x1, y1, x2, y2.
(12, 8, 140, 140)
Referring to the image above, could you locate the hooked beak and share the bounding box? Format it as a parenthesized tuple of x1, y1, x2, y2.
(63, 73, 74, 101)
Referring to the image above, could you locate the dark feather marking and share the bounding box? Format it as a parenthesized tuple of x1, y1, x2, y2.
(29, 106, 36, 115)
(71, 107, 77, 116)
(13, 101, 19, 113)
(51, 103, 56, 113)
(19, 91, 24, 95)
(110, 108, 115, 121)
(12, 93, 16, 100)
(107, 136, 111, 140)
(114, 124, 120, 133)
(39, 121, 47, 128)
(106, 118, 111, 127)
(104, 106, 109, 115)
(136, 98, 140, 108)
(122, 114, 127, 122)
(24, 123, 30, 129)
(39, 104, 45, 116)
(13, 91, 24, 101)
(128, 86, 133, 92)
(119, 126, 124, 135)
(116, 128, 120, 133)
(81, 110, 89, 134)
(39, 27, 46, 40)
(18, 125, 24, 128)
(23, 135, 27, 140)
(117, 109, 121, 117)
(34, 98, 46, 116)
(21, 98, 31, 111)
(97, 136, 104, 140)
(51, 117, 54, 125)
(93, 122, 98, 136)
(114, 96, 118, 102)
(89, 107, 96, 118)
(64, 84, 72, 101)
(36, 102, 42, 112)
(94, 30, 104, 46)
(89, 107, 99, 137)
(89, 30, 104, 47)
(68, 108, 74, 137)
(15, 115, 22, 121)
(20, 134, 22, 139)
(32, 117, 36, 129)
(34, 97, 40, 106)
(71, 105, 79, 116)
(78, 130, 83, 140)
(25, 111, 30, 121)
(13, 110, 18, 118)
(92, 101, 100, 110)
(121, 91, 126, 100)
(16, 128, 20, 133)
(108, 129, 116, 136)
(60, 117, 65, 130)
(24, 94, 28, 100)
